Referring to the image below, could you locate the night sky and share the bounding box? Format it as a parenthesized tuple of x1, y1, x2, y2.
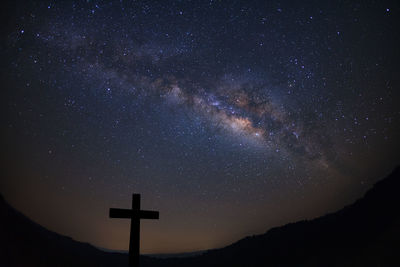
(1, 0, 399, 254)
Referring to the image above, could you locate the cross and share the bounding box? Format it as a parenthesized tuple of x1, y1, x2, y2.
(109, 194, 159, 267)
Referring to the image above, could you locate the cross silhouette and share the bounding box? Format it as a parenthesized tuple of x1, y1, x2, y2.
(109, 194, 159, 267)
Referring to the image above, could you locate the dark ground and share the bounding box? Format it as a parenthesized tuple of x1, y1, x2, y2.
(1, 166, 399, 266)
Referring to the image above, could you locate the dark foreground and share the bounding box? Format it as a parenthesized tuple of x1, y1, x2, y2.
(1, 166, 399, 266)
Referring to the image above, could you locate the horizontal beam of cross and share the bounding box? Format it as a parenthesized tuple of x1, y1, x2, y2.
(109, 208, 159, 219)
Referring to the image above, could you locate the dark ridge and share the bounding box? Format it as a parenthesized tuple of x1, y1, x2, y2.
(155, 166, 400, 266)
(0, 192, 161, 266)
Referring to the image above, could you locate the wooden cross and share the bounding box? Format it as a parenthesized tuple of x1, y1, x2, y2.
(109, 194, 159, 267)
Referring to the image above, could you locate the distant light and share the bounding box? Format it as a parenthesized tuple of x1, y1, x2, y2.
(21, 29, 24, 34)
(386, 8, 390, 12)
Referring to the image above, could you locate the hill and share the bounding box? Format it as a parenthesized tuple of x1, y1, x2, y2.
(158, 166, 400, 266)
(0, 193, 161, 266)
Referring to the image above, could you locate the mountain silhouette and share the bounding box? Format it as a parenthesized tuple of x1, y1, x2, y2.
(0, 193, 162, 266)
(157, 166, 400, 267)
(1, 166, 399, 266)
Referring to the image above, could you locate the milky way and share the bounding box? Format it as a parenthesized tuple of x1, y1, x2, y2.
(1, 0, 399, 253)
(36, 22, 331, 168)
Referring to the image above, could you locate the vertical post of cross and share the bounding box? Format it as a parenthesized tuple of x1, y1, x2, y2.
(130, 194, 140, 267)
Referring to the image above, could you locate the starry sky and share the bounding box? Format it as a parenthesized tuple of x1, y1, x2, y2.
(1, 0, 399, 254)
